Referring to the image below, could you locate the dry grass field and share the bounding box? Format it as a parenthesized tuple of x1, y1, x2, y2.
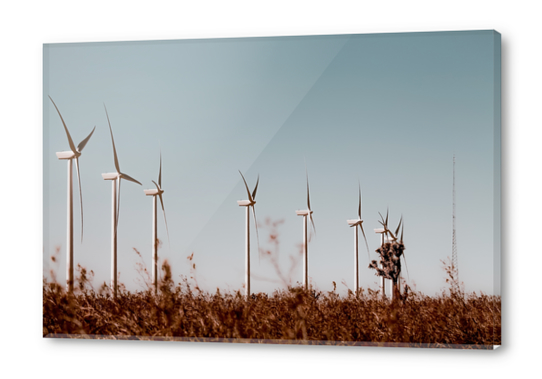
(43, 258, 500, 348)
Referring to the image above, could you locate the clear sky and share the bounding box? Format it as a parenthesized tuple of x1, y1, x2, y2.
(43, 30, 500, 296)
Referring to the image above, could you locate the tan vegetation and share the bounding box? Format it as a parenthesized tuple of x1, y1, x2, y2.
(43, 263, 500, 347)
(43, 219, 500, 348)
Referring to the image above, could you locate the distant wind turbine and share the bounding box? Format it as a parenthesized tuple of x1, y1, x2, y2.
(375, 210, 406, 300)
(144, 150, 170, 294)
(237, 171, 260, 297)
(378, 209, 399, 242)
(346, 183, 370, 295)
(101, 105, 142, 298)
(50, 96, 95, 293)
(296, 167, 315, 290)
(374, 209, 390, 298)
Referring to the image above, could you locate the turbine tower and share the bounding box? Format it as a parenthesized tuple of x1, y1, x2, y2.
(50, 96, 95, 293)
(144, 150, 170, 294)
(374, 227, 388, 297)
(102, 105, 142, 298)
(452, 155, 458, 284)
(346, 183, 370, 295)
(296, 167, 315, 290)
(237, 171, 260, 297)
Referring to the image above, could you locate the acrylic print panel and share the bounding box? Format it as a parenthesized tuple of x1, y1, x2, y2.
(43, 30, 501, 348)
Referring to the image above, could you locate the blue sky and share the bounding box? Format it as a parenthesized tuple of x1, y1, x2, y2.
(43, 30, 500, 296)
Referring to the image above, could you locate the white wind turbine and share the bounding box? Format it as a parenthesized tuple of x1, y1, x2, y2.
(375, 210, 406, 300)
(237, 171, 260, 297)
(374, 209, 390, 298)
(377, 210, 399, 242)
(295, 168, 315, 290)
(143, 150, 170, 294)
(346, 184, 370, 295)
(384, 214, 408, 299)
(101, 105, 142, 298)
(50, 96, 96, 293)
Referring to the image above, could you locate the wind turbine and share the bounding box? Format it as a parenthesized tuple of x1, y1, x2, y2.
(375, 211, 405, 300)
(374, 209, 391, 298)
(346, 183, 370, 295)
(144, 150, 170, 294)
(50, 96, 95, 293)
(378, 210, 399, 242)
(237, 171, 260, 297)
(295, 167, 315, 290)
(101, 105, 142, 298)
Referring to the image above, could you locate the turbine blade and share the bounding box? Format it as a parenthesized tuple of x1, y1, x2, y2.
(402, 253, 410, 282)
(306, 171, 311, 211)
(359, 224, 370, 261)
(388, 230, 397, 241)
(104, 104, 121, 174)
(77, 126, 96, 152)
(238, 170, 254, 202)
(159, 193, 171, 248)
(49, 96, 77, 154)
(121, 172, 142, 186)
(157, 192, 164, 215)
(385, 208, 389, 227)
(358, 183, 362, 220)
(251, 205, 260, 265)
(158, 149, 162, 188)
(75, 157, 84, 242)
(399, 220, 409, 281)
(309, 213, 316, 236)
(395, 215, 403, 238)
(251, 175, 260, 200)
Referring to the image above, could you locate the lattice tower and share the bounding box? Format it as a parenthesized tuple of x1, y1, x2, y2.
(452, 155, 458, 282)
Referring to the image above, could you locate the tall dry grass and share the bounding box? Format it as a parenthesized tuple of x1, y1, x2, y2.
(43, 261, 500, 346)
(43, 219, 500, 346)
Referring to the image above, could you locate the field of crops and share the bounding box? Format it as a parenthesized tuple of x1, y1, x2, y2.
(43, 260, 500, 348)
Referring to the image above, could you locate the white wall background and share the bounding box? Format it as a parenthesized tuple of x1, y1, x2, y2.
(0, 1, 536, 377)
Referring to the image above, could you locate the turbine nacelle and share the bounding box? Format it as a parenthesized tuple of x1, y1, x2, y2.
(102, 172, 142, 185)
(237, 199, 255, 207)
(56, 150, 81, 160)
(380, 225, 398, 242)
(296, 209, 313, 216)
(144, 188, 162, 196)
(374, 228, 393, 243)
(347, 218, 363, 226)
(145, 180, 164, 197)
(102, 172, 120, 181)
